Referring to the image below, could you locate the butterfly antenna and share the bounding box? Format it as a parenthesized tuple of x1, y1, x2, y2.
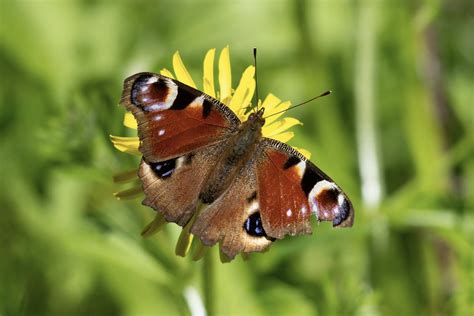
(253, 47, 259, 112)
(263, 90, 332, 119)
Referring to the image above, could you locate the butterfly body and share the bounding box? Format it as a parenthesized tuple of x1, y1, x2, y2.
(120, 72, 354, 260)
(200, 110, 265, 204)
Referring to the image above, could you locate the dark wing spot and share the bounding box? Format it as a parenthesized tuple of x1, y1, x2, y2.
(170, 86, 196, 110)
(202, 99, 212, 118)
(185, 153, 195, 165)
(243, 212, 275, 241)
(301, 166, 324, 196)
(243, 212, 266, 237)
(283, 156, 300, 169)
(148, 158, 176, 178)
(333, 197, 350, 226)
(131, 75, 169, 109)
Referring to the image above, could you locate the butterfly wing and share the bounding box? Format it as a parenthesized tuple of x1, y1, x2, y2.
(139, 143, 227, 226)
(120, 72, 240, 162)
(191, 156, 274, 259)
(121, 72, 239, 226)
(256, 138, 354, 240)
(190, 138, 354, 259)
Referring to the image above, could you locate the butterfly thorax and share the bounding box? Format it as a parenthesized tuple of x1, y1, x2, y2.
(199, 109, 265, 204)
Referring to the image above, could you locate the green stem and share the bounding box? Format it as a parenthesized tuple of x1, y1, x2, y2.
(203, 250, 215, 316)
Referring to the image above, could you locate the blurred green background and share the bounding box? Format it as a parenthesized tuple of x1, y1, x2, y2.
(1, 0, 473, 315)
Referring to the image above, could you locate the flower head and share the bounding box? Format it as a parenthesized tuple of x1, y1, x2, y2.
(111, 47, 311, 261)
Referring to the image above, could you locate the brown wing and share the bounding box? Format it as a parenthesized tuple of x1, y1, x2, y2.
(120, 72, 240, 162)
(139, 143, 226, 226)
(256, 138, 354, 240)
(191, 157, 274, 260)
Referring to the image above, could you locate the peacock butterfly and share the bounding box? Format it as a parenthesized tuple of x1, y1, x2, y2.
(120, 71, 354, 260)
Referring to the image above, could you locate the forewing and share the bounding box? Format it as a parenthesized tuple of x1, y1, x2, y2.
(121, 72, 240, 162)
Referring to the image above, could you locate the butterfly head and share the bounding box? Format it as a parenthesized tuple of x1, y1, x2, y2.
(246, 108, 266, 131)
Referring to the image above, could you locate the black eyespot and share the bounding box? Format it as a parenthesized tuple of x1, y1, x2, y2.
(243, 212, 267, 237)
(333, 196, 350, 226)
(148, 158, 176, 178)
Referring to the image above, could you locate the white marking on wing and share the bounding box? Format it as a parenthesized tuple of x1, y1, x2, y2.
(189, 95, 205, 108)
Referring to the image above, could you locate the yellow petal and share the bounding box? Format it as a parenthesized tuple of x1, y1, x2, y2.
(218, 46, 232, 104)
(262, 117, 302, 137)
(172, 52, 196, 88)
(123, 112, 137, 129)
(114, 186, 143, 200)
(113, 169, 138, 183)
(269, 131, 294, 143)
(229, 66, 255, 119)
(110, 135, 141, 156)
(261, 93, 281, 110)
(160, 68, 175, 79)
(263, 100, 291, 125)
(203, 48, 216, 97)
(293, 147, 312, 159)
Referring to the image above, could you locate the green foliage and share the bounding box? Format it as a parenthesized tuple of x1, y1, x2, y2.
(0, 1, 472, 315)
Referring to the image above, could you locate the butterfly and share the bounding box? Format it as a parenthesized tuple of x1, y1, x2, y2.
(120, 72, 354, 260)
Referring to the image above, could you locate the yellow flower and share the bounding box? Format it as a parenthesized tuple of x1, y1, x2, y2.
(110, 47, 311, 261)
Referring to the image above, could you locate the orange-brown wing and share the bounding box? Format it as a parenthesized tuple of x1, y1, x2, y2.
(256, 139, 354, 240)
(120, 72, 240, 162)
(191, 157, 274, 260)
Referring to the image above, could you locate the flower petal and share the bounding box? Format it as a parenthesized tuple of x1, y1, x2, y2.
(113, 169, 138, 183)
(160, 68, 175, 79)
(262, 117, 302, 137)
(110, 135, 141, 156)
(261, 93, 281, 110)
(203, 48, 216, 97)
(173, 52, 196, 88)
(260, 93, 292, 125)
(218, 46, 232, 105)
(269, 131, 294, 143)
(229, 66, 255, 119)
(141, 213, 167, 237)
(293, 147, 312, 159)
(123, 112, 138, 129)
(114, 186, 143, 200)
